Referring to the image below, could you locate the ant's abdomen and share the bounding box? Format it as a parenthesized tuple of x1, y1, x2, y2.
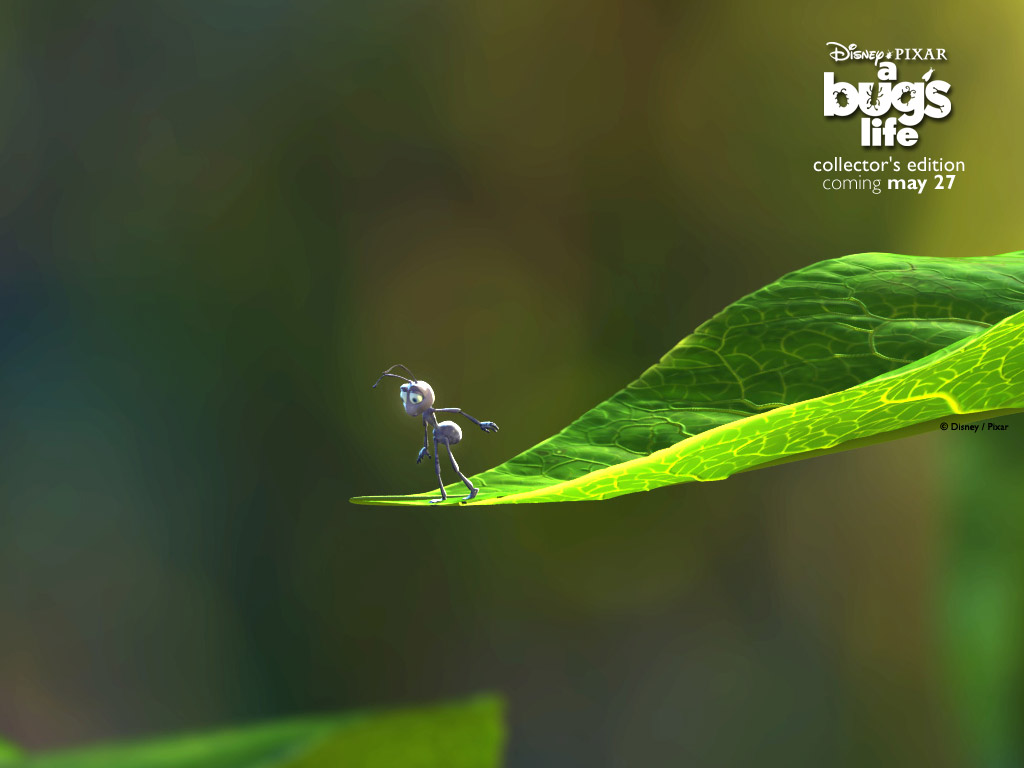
(434, 420, 462, 445)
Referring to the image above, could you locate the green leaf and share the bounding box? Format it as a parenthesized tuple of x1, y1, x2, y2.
(352, 252, 1024, 506)
(7, 695, 503, 768)
(0, 738, 23, 763)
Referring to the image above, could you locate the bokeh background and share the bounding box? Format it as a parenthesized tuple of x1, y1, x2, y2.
(2, 1, 1023, 766)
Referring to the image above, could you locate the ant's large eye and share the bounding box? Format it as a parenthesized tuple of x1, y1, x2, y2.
(410, 393, 423, 404)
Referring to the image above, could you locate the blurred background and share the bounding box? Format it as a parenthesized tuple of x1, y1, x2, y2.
(2, 1, 1023, 766)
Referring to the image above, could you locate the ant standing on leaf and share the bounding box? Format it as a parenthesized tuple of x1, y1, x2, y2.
(373, 364, 499, 503)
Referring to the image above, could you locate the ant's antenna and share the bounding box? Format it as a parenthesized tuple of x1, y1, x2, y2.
(383, 363, 417, 379)
(370, 366, 413, 391)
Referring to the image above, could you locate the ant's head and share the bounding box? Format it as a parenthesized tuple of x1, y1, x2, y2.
(372, 364, 435, 417)
(399, 380, 434, 416)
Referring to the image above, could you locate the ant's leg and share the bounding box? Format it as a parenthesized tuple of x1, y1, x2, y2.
(445, 443, 478, 501)
(429, 437, 447, 504)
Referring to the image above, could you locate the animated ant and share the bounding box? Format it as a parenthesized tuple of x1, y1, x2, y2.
(373, 364, 499, 503)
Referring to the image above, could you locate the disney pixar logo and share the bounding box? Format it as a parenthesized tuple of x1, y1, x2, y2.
(827, 42, 948, 65)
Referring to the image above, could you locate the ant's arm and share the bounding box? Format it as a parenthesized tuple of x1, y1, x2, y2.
(434, 407, 499, 433)
(417, 420, 431, 463)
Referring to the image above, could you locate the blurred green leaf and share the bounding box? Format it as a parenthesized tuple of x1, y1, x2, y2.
(352, 252, 1024, 505)
(0, 738, 23, 763)
(941, 422, 1024, 767)
(7, 695, 503, 768)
